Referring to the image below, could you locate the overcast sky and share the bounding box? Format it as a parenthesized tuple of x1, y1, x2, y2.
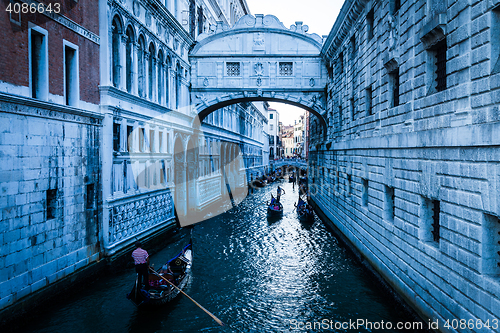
(245, 0, 342, 126)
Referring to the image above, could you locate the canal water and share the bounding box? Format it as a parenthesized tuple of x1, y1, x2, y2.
(13, 181, 426, 333)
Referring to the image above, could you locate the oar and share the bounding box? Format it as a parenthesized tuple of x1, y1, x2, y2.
(148, 267, 225, 327)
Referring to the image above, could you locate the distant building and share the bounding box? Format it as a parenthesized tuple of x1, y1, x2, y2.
(267, 106, 279, 160)
(293, 115, 305, 157)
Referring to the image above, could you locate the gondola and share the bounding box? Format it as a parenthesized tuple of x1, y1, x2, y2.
(297, 207, 313, 220)
(127, 241, 193, 307)
(267, 201, 283, 216)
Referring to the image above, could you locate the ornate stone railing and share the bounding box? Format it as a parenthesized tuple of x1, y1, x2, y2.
(108, 189, 175, 246)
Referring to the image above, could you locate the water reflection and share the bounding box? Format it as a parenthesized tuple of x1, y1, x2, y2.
(12, 181, 424, 333)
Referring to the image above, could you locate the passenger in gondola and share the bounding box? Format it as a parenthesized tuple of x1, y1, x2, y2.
(277, 186, 285, 202)
(132, 241, 150, 290)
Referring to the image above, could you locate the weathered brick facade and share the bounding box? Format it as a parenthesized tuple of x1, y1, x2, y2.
(313, 0, 500, 331)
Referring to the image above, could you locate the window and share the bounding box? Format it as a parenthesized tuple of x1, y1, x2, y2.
(350, 35, 357, 60)
(362, 179, 369, 207)
(482, 214, 500, 275)
(390, 68, 400, 107)
(197, 7, 205, 35)
(428, 38, 447, 93)
(86, 184, 95, 210)
(365, 86, 373, 116)
(434, 39, 447, 92)
(347, 174, 352, 196)
(139, 127, 145, 152)
(30, 27, 48, 100)
(9, 0, 21, 25)
(350, 97, 355, 121)
(270, 113, 273, 119)
(431, 199, 440, 242)
(125, 27, 134, 93)
(138, 38, 146, 97)
(159, 131, 163, 152)
(113, 122, 121, 152)
(492, 7, 500, 74)
(367, 9, 374, 41)
(127, 125, 134, 152)
(339, 52, 344, 74)
(111, 17, 122, 88)
(148, 44, 155, 100)
(420, 197, 440, 244)
(270, 124, 273, 131)
(392, 0, 401, 14)
(226, 62, 240, 76)
(64, 43, 79, 107)
(46, 189, 57, 219)
(166, 133, 170, 153)
(384, 186, 395, 222)
(279, 62, 293, 76)
(149, 129, 155, 152)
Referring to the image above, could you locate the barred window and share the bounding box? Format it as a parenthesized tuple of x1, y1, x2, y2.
(279, 62, 293, 76)
(434, 39, 447, 92)
(226, 62, 240, 76)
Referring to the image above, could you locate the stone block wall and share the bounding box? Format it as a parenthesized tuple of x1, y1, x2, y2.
(0, 97, 102, 312)
(316, 0, 500, 331)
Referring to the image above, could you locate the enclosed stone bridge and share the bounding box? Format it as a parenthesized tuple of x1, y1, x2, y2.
(189, 14, 329, 132)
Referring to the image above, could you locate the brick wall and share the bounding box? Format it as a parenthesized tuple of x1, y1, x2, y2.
(316, 0, 500, 331)
(0, 0, 99, 104)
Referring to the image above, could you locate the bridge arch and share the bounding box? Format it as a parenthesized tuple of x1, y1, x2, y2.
(189, 14, 329, 135)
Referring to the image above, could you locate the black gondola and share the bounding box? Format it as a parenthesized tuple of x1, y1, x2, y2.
(267, 202, 283, 216)
(127, 241, 193, 307)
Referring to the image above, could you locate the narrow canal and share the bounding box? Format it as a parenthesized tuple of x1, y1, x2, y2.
(14, 180, 426, 333)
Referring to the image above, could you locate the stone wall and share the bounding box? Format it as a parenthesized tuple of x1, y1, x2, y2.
(0, 96, 102, 311)
(315, 0, 500, 331)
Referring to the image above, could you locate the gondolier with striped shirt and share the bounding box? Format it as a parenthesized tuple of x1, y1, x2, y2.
(132, 241, 150, 290)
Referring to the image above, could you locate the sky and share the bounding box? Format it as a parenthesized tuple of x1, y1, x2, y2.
(245, 0, 343, 126)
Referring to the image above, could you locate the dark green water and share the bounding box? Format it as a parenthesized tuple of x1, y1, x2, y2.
(13, 181, 426, 332)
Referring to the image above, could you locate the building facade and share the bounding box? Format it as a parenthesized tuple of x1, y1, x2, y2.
(293, 114, 305, 157)
(312, 0, 500, 330)
(0, 0, 102, 313)
(267, 106, 279, 160)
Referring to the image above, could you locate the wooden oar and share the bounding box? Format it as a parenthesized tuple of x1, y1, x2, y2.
(149, 267, 225, 327)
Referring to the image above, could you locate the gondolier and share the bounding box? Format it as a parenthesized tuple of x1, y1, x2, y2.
(277, 185, 285, 202)
(132, 241, 150, 291)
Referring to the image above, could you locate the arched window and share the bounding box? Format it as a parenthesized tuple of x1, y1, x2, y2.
(138, 36, 146, 97)
(175, 62, 181, 109)
(158, 51, 164, 104)
(125, 26, 134, 93)
(148, 43, 155, 100)
(165, 56, 171, 107)
(111, 16, 122, 88)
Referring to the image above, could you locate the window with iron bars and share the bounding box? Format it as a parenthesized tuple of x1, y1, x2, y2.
(279, 62, 293, 76)
(434, 39, 447, 92)
(226, 62, 240, 76)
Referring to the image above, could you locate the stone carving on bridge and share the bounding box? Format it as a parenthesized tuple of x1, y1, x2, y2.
(253, 33, 265, 51)
(254, 62, 264, 76)
(196, 14, 323, 45)
(256, 78, 262, 86)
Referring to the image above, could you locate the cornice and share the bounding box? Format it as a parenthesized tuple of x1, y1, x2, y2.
(321, 0, 368, 60)
(0, 92, 102, 124)
(100, 86, 193, 122)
